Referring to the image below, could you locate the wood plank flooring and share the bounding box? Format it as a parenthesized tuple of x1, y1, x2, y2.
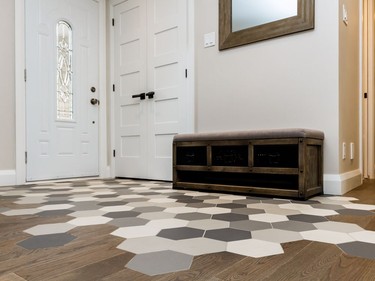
(0, 181, 374, 281)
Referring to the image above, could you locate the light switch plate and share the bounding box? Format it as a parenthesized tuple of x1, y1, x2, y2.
(204, 32, 216, 48)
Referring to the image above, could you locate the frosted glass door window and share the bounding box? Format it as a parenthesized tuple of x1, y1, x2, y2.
(56, 21, 73, 120)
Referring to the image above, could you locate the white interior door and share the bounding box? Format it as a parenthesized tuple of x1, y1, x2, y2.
(26, 0, 99, 181)
(114, 0, 188, 181)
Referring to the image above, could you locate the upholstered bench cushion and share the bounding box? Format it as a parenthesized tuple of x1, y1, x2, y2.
(174, 128, 324, 142)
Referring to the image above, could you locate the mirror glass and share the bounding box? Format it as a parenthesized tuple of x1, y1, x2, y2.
(232, 0, 298, 32)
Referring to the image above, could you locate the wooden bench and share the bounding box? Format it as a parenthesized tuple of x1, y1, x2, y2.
(173, 128, 324, 200)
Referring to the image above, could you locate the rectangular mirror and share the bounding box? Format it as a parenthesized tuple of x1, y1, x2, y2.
(219, 0, 315, 50)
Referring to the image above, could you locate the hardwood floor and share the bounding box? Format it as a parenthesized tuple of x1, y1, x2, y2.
(0, 180, 374, 281)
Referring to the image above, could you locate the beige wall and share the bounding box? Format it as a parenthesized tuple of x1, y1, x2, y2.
(339, 0, 361, 174)
(194, 0, 341, 174)
(0, 0, 16, 171)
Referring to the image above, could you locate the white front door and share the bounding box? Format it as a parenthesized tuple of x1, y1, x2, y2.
(26, 0, 99, 181)
(114, 0, 188, 181)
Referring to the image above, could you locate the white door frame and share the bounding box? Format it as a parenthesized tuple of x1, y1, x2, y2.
(108, 0, 195, 178)
(15, 0, 109, 185)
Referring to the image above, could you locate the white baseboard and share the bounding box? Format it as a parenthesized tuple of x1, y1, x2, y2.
(324, 169, 362, 195)
(0, 170, 16, 187)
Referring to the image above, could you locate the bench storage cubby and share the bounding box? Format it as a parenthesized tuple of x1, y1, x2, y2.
(173, 129, 324, 200)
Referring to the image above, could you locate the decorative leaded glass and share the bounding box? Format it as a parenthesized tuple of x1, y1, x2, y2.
(56, 21, 73, 120)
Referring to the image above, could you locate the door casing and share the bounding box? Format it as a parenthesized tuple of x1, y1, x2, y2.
(15, 0, 109, 184)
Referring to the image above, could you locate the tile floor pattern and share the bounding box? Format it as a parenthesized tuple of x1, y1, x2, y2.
(1, 179, 375, 276)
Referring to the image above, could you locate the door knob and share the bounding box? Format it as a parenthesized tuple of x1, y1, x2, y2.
(90, 98, 100, 105)
(146, 91, 155, 99)
(132, 93, 146, 100)
(91, 87, 96, 93)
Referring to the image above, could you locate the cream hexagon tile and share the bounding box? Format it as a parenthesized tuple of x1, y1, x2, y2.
(342, 203, 375, 211)
(300, 208, 338, 216)
(24, 223, 75, 235)
(248, 213, 288, 223)
(227, 239, 284, 258)
(146, 218, 189, 229)
(117, 236, 176, 254)
(198, 207, 231, 215)
(350, 231, 375, 244)
(301, 229, 355, 244)
(187, 219, 230, 230)
(99, 205, 134, 212)
(251, 229, 303, 243)
(111, 225, 160, 238)
(173, 237, 227, 256)
(2, 209, 41, 216)
(67, 216, 112, 226)
(279, 203, 313, 211)
(164, 207, 198, 214)
(38, 204, 74, 211)
(314, 221, 364, 233)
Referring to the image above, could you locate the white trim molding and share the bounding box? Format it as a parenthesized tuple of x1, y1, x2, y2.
(324, 170, 362, 195)
(0, 170, 16, 187)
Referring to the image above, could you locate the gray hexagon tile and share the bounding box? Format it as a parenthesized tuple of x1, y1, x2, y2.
(157, 227, 204, 240)
(338, 241, 375, 260)
(272, 220, 317, 232)
(18, 233, 76, 249)
(126, 250, 193, 276)
(24, 223, 75, 235)
(205, 228, 251, 242)
(252, 229, 303, 243)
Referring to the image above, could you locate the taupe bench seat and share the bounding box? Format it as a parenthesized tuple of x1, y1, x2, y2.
(173, 128, 324, 200)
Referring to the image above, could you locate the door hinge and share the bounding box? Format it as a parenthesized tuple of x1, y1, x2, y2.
(25, 151, 27, 164)
(113, 84, 115, 92)
(364, 92, 368, 99)
(24, 69, 27, 82)
(112, 18, 115, 26)
(185, 69, 188, 78)
(113, 150, 116, 157)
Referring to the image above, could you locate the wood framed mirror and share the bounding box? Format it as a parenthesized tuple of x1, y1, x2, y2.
(219, 0, 315, 50)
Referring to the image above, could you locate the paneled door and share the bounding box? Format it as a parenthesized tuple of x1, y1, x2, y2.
(114, 0, 188, 180)
(26, 0, 99, 181)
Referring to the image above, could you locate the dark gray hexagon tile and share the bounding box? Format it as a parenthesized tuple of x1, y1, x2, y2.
(175, 212, 211, 221)
(185, 203, 216, 208)
(338, 241, 375, 260)
(261, 199, 290, 205)
(287, 214, 328, 223)
(230, 220, 272, 231)
(157, 227, 204, 240)
(291, 200, 320, 205)
(94, 194, 116, 198)
(212, 213, 249, 222)
(194, 195, 220, 200)
(108, 217, 149, 227)
(132, 206, 165, 213)
(336, 209, 375, 216)
(217, 203, 246, 209)
(231, 208, 265, 215)
(205, 228, 251, 242)
(98, 201, 126, 207)
(311, 204, 343, 211)
(104, 211, 141, 219)
(37, 209, 74, 217)
(126, 250, 193, 276)
(232, 199, 261, 205)
(17, 233, 76, 249)
(272, 220, 317, 232)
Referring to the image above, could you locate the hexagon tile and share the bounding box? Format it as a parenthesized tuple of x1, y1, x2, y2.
(1, 179, 375, 276)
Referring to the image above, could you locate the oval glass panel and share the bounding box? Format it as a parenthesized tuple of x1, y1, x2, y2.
(56, 21, 73, 120)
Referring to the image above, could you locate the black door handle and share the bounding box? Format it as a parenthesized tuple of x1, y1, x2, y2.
(90, 98, 100, 105)
(146, 91, 155, 99)
(132, 93, 146, 100)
